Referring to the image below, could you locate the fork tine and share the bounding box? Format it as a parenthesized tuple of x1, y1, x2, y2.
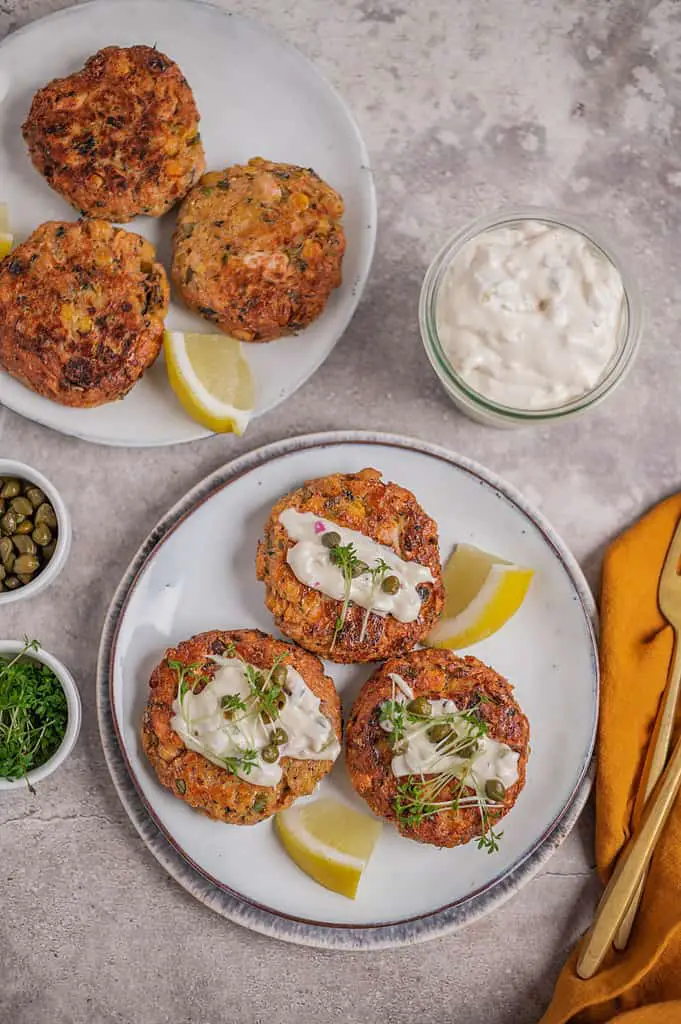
(660, 518, 681, 600)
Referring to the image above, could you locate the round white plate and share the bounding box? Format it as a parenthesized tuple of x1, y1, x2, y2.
(0, 0, 376, 447)
(97, 432, 598, 948)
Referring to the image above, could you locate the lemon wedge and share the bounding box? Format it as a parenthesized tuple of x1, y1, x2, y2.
(275, 798, 382, 899)
(0, 203, 12, 259)
(425, 543, 534, 650)
(164, 330, 254, 434)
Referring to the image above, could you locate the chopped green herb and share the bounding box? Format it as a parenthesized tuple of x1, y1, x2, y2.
(0, 639, 68, 787)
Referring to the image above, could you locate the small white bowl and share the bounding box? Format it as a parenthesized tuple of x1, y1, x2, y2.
(0, 640, 81, 790)
(0, 459, 72, 605)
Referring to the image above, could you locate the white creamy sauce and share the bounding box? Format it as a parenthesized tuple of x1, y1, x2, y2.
(171, 656, 340, 787)
(380, 693, 519, 792)
(279, 509, 434, 623)
(436, 219, 625, 410)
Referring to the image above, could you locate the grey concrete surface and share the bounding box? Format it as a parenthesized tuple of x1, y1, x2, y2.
(4, 0, 680, 1020)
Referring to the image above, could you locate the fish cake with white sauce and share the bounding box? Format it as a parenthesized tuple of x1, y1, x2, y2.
(346, 648, 530, 849)
(22, 45, 205, 221)
(256, 468, 445, 663)
(141, 629, 342, 825)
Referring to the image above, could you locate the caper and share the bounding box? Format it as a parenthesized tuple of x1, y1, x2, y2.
(260, 710, 273, 725)
(392, 738, 408, 755)
(2, 552, 14, 574)
(275, 693, 287, 711)
(261, 744, 279, 764)
(34, 503, 57, 529)
(271, 728, 288, 745)
(407, 697, 432, 718)
(485, 779, 507, 803)
(0, 498, 4, 514)
(271, 663, 288, 687)
(457, 740, 479, 759)
(0, 511, 17, 535)
(0, 537, 13, 563)
(427, 723, 453, 744)
(321, 530, 341, 549)
(17, 574, 34, 585)
(0, 565, 5, 582)
(31, 523, 51, 547)
(0, 479, 21, 499)
(381, 574, 401, 594)
(15, 519, 34, 535)
(12, 535, 36, 555)
(4, 575, 20, 590)
(24, 486, 45, 509)
(351, 560, 369, 578)
(13, 554, 39, 575)
(11, 496, 33, 517)
(42, 540, 57, 561)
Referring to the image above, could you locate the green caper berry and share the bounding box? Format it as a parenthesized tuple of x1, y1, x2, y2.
(457, 740, 479, 759)
(321, 531, 341, 549)
(261, 744, 279, 764)
(407, 697, 432, 717)
(14, 520, 34, 535)
(11, 496, 34, 517)
(4, 576, 20, 590)
(381, 575, 401, 594)
(271, 728, 288, 745)
(275, 693, 287, 710)
(0, 480, 20, 499)
(24, 486, 46, 509)
(427, 723, 453, 744)
(485, 779, 507, 803)
(271, 663, 288, 687)
(351, 561, 369, 578)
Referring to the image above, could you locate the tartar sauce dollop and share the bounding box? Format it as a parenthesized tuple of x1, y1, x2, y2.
(435, 219, 625, 410)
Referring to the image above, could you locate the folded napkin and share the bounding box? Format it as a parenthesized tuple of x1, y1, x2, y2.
(540, 495, 681, 1023)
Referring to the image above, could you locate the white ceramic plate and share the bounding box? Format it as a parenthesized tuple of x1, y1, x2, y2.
(0, 0, 376, 446)
(97, 432, 598, 948)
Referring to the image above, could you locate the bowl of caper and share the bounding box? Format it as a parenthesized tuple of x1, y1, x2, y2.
(0, 459, 71, 604)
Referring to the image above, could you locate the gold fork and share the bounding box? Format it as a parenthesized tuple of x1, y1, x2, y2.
(577, 515, 681, 977)
(613, 515, 681, 949)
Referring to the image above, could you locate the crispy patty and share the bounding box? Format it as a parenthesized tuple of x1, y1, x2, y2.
(141, 629, 342, 825)
(345, 649, 530, 847)
(171, 158, 346, 341)
(256, 468, 444, 663)
(22, 45, 205, 221)
(0, 219, 169, 407)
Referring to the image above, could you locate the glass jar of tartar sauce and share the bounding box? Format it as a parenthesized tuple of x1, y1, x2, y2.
(419, 209, 642, 427)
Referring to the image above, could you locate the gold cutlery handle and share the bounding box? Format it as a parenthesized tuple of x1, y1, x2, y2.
(576, 728, 681, 980)
(613, 632, 681, 949)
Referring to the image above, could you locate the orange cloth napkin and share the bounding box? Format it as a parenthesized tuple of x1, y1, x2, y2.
(540, 495, 681, 1024)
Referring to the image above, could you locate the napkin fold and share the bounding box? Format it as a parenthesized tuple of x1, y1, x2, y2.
(540, 494, 681, 1024)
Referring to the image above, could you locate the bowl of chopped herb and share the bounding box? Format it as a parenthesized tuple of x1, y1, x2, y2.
(0, 638, 81, 790)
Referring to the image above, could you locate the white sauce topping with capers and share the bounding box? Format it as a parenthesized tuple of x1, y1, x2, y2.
(171, 656, 340, 787)
(379, 676, 519, 797)
(279, 509, 434, 623)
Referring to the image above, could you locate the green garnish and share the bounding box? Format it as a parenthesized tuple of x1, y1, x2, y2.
(244, 654, 287, 723)
(168, 659, 209, 705)
(222, 749, 258, 777)
(391, 699, 505, 854)
(221, 694, 247, 716)
(0, 638, 68, 789)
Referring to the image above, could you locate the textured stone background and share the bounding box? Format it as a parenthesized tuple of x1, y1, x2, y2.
(3, 0, 681, 1020)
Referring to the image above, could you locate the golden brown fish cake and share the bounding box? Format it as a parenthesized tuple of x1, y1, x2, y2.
(141, 629, 342, 825)
(256, 468, 445, 663)
(0, 219, 169, 407)
(345, 649, 530, 848)
(22, 45, 205, 221)
(171, 158, 346, 341)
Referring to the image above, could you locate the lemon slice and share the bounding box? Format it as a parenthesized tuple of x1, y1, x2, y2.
(0, 204, 12, 259)
(275, 798, 382, 899)
(425, 543, 534, 650)
(164, 330, 254, 435)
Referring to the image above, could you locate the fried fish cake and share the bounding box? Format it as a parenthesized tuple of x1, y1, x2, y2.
(22, 45, 205, 221)
(141, 629, 342, 825)
(256, 468, 445, 663)
(0, 219, 169, 407)
(346, 649, 530, 848)
(172, 158, 346, 341)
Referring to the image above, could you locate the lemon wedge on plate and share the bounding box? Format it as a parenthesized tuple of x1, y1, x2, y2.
(164, 330, 255, 435)
(275, 798, 382, 899)
(0, 203, 13, 259)
(425, 543, 534, 650)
